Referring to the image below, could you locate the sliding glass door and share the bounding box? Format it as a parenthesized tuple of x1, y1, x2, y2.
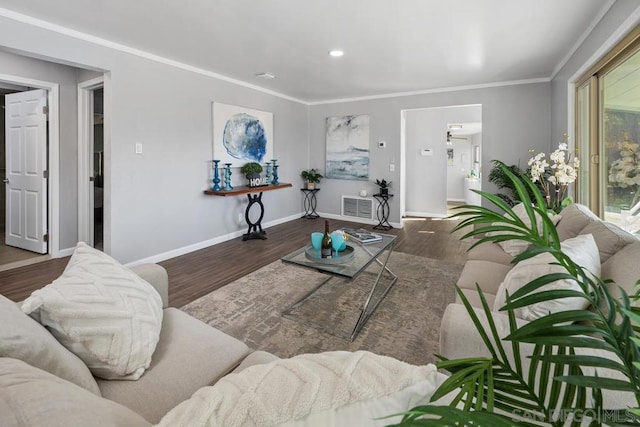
(576, 27, 640, 233)
(601, 48, 640, 228)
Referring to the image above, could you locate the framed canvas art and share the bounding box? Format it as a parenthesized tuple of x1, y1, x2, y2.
(212, 102, 274, 167)
(325, 115, 370, 180)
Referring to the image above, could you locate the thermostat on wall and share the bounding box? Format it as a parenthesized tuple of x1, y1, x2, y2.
(421, 148, 433, 156)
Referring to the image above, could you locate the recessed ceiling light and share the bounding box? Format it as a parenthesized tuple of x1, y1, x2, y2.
(255, 72, 276, 80)
(328, 50, 344, 57)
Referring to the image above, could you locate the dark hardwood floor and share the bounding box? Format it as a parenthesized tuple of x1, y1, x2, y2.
(0, 216, 471, 307)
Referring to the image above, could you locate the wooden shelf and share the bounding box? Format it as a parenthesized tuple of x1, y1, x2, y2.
(204, 182, 292, 196)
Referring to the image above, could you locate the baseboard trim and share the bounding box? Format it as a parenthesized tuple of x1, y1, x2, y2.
(404, 211, 448, 219)
(318, 212, 403, 229)
(126, 213, 302, 267)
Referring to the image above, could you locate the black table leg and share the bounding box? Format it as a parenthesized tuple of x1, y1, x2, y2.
(373, 194, 393, 230)
(243, 192, 267, 240)
(301, 188, 320, 219)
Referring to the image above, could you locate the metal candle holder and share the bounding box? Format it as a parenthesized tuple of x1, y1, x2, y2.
(271, 159, 279, 185)
(265, 161, 272, 185)
(212, 160, 221, 191)
(224, 163, 233, 190)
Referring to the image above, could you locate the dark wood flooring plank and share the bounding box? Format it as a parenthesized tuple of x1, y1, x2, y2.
(0, 217, 472, 307)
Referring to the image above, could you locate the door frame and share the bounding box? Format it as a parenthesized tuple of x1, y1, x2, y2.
(0, 73, 60, 257)
(77, 76, 104, 247)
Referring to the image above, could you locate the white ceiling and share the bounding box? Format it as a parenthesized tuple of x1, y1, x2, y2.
(0, 0, 612, 103)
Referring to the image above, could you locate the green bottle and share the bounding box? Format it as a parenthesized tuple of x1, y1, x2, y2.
(321, 220, 332, 258)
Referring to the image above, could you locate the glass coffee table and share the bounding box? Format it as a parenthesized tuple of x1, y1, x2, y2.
(281, 233, 397, 341)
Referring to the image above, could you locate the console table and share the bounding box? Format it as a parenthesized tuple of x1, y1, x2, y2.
(300, 188, 320, 219)
(373, 193, 393, 230)
(204, 183, 292, 240)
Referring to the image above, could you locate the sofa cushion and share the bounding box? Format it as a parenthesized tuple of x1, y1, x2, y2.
(157, 350, 447, 427)
(233, 350, 280, 373)
(0, 293, 100, 395)
(493, 234, 600, 320)
(456, 259, 513, 297)
(0, 357, 150, 427)
(466, 241, 513, 266)
(601, 241, 640, 302)
(579, 220, 636, 263)
(21, 242, 163, 380)
(555, 203, 597, 241)
(97, 307, 251, 424)
(487, 203, 560, 256)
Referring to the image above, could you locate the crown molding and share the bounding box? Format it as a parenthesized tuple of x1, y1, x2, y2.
(308, 77, 552, 105)
(0, 7, 309, 105)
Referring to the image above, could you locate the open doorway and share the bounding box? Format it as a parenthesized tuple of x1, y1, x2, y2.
(93, 88, 104, 250)
(0, 84, 51, 268)
(78, 78, 105, 250)
(401, 104, 482, 219)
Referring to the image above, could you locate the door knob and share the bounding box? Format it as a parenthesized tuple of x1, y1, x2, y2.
(2, 179, 8, 184)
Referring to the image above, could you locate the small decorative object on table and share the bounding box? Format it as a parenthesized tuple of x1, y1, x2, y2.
(224, 163, 233, 190)
(341, 228, 382, 244)
(271, 159, 279, 185)
(300, 168, 323, 190)
(211, 160, 221, 191)
(375, 179, 391, 196)
(265, 161, 272, 185)
(241, 162, 266, 187)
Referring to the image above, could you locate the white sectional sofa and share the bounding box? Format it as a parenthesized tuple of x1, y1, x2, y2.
(439, 203, 640, 409)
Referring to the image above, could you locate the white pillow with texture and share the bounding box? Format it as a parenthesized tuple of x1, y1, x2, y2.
(157, 351, 447, 427)
(21, 242, 163, 380)
(488, 203, 561, 256)
(493, 234, 600, 320)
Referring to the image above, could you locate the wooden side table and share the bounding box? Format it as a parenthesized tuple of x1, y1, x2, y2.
(204, 183, 292, 240)
(300, 188, 320, 219)
(373, 193, 393, 230)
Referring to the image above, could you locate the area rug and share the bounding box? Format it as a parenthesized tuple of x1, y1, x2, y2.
(181, 251, 463, 366)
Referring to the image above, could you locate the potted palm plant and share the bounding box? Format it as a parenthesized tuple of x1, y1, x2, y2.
(300, 169, 323, 189)
(390, 166, 640, 425)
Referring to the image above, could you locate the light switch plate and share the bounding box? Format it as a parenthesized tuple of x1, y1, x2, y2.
(135, 143, 143, 154)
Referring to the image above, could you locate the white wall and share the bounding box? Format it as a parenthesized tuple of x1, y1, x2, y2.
(309, 82, 551, 222)
(0, 15, 308, 263)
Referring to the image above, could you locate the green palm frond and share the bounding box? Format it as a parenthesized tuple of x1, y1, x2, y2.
(391, 165, 640, 426)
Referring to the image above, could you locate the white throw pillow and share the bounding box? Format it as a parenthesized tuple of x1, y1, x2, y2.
(21, 242, 163, 380)
(493, 234, 600, 321)
(157, 351, 447, 427)
(488, 203, 561, 256)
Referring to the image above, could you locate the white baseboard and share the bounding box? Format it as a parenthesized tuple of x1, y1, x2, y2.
(55, 247, 76, 258)
(404, 211, 448, 219)
(126, 213, 302, 267)
(318, 212, 403, 229)
(447, 198, 465, 203)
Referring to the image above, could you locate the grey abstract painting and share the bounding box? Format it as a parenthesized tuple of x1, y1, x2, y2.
(325, 115, 370, 180)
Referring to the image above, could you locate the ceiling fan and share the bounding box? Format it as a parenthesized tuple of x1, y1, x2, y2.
(446, 131, 467, 143)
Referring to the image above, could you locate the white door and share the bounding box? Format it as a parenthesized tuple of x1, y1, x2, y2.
(4, 89, 48, 253)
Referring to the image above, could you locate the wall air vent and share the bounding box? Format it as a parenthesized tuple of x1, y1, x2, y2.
(341, 196, 374, 220)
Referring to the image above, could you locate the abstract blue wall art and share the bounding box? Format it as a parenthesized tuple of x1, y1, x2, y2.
(213, 102, 274, 167)
(326, 115, 370, 180)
